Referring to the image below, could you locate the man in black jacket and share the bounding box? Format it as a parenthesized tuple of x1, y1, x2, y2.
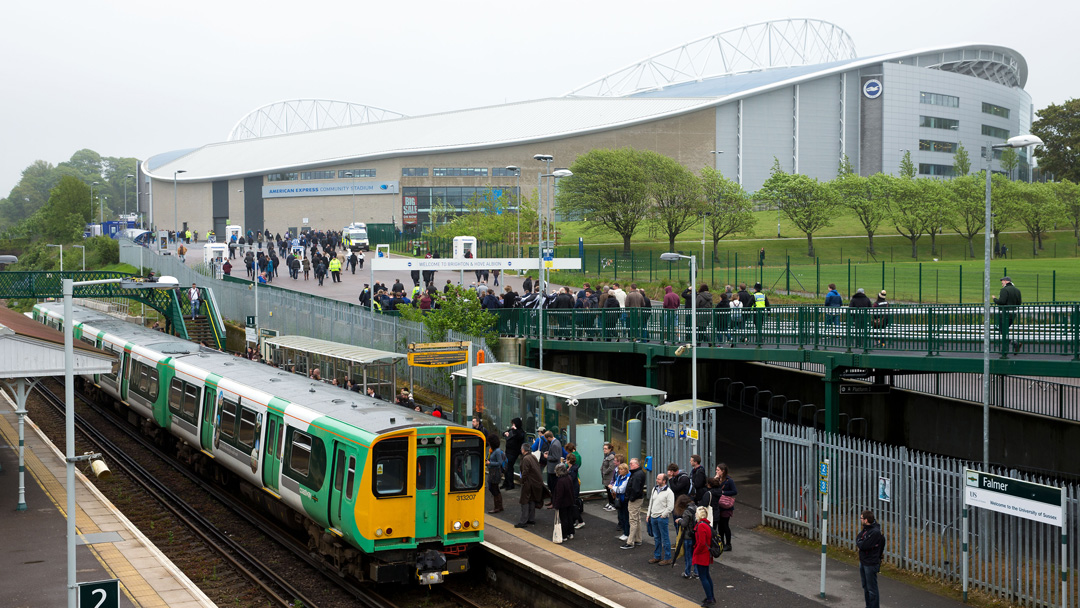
(666, 463, 691, 501)
(993, 276, 1023, 352)
(690, 454, 708, 504)
(502, 418, 525, 490)
(856, 510, 886, 608)
(622, 458, 647, 549)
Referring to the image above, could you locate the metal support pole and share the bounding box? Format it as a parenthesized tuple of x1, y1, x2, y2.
(819, 458, 829, 598)
(983, 160, 992, 469)
(690, 256, 697, 444)
(466, 342, 474, 418)
(63, 278, 76, 608)
(15, 378, 28, 510)
(537, 169, 544, 372)
(962, 504, 969, 602)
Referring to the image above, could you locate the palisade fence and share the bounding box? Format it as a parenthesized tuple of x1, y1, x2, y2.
(761, 419, 1079, 607)
(119, 240, 496, 401)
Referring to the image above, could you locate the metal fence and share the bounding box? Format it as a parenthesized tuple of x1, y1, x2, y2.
(119, 240, 496, 400)
(761, 419, 1079, 607)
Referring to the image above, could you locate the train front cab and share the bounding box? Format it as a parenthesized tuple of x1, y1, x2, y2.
(359, 426, 485, 584)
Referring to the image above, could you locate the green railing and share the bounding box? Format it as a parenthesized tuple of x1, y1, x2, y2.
(493, 303, 1080, 358)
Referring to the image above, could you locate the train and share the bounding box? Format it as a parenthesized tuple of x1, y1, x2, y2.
(33, 301, 485, 584)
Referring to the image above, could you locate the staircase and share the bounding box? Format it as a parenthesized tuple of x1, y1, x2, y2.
(183, 315, 218, 347)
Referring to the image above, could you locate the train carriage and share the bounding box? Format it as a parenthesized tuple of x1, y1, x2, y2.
(32, 302, 484, 584)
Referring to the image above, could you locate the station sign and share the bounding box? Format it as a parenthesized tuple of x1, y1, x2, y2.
(963, 470, 1064, 526)
(839, 384, 890, 395)
(79, 579, 119, 608)
(371, 257, 581, 271)
(408, 341, 472, 368)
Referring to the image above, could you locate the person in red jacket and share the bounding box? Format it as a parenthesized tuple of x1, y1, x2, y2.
(692, 506, 715, 606)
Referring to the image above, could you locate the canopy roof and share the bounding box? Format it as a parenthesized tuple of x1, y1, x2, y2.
(0, 308, 114, 378)
(453, 363, 666, 403)
(653, 399, 722, 413)
(263, 335, 404, 365)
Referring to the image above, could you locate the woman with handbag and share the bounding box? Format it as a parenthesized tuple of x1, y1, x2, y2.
(551, 464, 575, 543)
(692, 506, 716, 606)
(715, 463, 738, 552)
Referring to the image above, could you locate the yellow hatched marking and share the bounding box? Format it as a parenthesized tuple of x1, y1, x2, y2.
(90, 544, 169, 608)
(486, 517, 700, 608)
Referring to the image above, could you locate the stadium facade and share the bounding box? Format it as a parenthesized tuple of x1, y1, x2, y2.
(139, 19, 1032, 237)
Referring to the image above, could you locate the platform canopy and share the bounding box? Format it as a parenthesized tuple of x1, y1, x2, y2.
(452, 363, 666, 404)
(262, 335, 405, 364)
(0, 309, 114, 378)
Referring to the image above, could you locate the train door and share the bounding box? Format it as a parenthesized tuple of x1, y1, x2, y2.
(262, 411, 284, 492)
(415, 445, 441, 539)
(120, 351, 131, 401)
(328, 442, 358, 534)
(200, 388, 218, 453)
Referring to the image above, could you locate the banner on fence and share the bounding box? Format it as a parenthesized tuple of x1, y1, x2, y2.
(371, 257, 581, 271)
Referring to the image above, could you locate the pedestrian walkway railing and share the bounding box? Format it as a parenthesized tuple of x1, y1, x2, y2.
(761, 419, 1079, 607)
(493, 304, 1080, 358)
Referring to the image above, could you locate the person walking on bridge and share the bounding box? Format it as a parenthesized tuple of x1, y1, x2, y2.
(993, 276, 1022, 353)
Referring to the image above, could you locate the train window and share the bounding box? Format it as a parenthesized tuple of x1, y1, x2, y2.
(372, 437, 408, 498)
(449, 435, 483, 493)
(289, 430, 312, 477)
(182, 384, 200, 420)
(220, 399, 238, 440)
(345, 456, 356, 500)
(168, 379, 184, 413)
(131, 361, 159, 402)
(416, 455, 437, 490)
(237, 408, 257, 449)
(334, 449, 345, 492)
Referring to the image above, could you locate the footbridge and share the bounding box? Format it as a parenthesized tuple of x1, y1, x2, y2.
(0, 271, 226, 350)
(493, 304, 1080, 432)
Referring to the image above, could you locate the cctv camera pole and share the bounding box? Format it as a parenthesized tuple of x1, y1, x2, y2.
(63, 278, 76, 608)
(690, 255, 697, 442)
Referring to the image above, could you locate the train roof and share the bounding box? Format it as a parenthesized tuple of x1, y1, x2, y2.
(35, 302, 453, 434)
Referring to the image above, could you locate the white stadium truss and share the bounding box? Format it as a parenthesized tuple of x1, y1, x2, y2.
(227, 99, 407, 141)
(565, 19, 858, 97)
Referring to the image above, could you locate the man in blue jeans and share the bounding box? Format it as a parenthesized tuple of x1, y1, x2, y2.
(856, 509, 886, 608)
(646, 473, 674, 565)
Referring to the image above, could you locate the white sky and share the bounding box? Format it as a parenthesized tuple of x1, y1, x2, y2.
(1, 0, 1074, 196)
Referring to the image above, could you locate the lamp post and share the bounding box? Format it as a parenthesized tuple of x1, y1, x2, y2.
(345, 171, 356, 225)
(71, 245, 85, 271)
(661, 252, 698, 444)
(99, 195, 106, 225)
(173, 170, 186, 245)
(47, 244, 63, 271)
(89, 181, 99, 225)
(981, 134, 1042, 470)
(533, 154, 554, 293)
(506, 166, 521, 258)
(124, 174, 134, 226)
(63, 274, 178, 608)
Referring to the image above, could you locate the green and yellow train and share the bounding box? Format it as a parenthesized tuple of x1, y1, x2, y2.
(34, 302, 485, 584)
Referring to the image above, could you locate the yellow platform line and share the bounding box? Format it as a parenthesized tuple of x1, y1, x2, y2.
(486, 516, 700, 608)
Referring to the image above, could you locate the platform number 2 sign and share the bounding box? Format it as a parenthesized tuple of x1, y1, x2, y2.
(79, 579, 119, 608)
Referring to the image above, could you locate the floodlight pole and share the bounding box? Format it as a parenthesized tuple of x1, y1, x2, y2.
(72, 245, 85, 271)
(663, 252, 698, 443)
(173, 170, 186, 245)
(47, 244, 63, 272)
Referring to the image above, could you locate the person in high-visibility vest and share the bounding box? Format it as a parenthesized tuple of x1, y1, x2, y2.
(752, 282, 769, 342)
(328, 256, 342, 283)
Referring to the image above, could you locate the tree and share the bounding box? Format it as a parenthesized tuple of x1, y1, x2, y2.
(1031, 98, 1080, 183)
(915, 178, 954, 256)
(884, 175, 929, 258)
(953, 142, 971, 177)
(999, 148, 1019, 180)
(831, 158, 888, 255)
(757, 159, 834, 257)
(989, 173, 1022, 245)
(946, 173, 988, 258)
(397, 285, 498, 344)
(899, 150, 917, 179)
(643, 151, 703, 251)
(699, 167, 755, 256)
(557, 148, 651, 254)
(1049, 180, 1080, 245)
(23, 176, 94, 242)
(1014, 182, 1063, 256)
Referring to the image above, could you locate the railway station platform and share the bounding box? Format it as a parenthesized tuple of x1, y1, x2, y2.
(0, 398, 215, 608)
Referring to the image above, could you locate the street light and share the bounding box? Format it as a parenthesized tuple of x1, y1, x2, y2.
(506, 166, 521, 258)
(124, 174, 134, 226)
(99, 195, 107, 225)
(707, 151, 724, 262)
(173, 170, 186, 245)
(71, 245, 85, 271)
(62, 275, 178, 608)
(661, 252, 699, 446)
(47, 244, 63, 271)
(344, 171, 356, 225)
(981, 134, 1042, 470)
(89, 181, 99, 226)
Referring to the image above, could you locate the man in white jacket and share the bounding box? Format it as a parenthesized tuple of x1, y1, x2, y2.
(647, 473, 675, 565)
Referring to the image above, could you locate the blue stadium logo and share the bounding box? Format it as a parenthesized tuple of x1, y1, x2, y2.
(380, 184, 388, 190)
(863, 79, 882, 99)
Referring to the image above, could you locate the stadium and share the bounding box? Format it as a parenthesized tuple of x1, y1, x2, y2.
(138, 19, 1032, 237)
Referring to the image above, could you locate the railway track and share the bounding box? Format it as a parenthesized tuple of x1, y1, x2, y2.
(34, 379, 490, 608)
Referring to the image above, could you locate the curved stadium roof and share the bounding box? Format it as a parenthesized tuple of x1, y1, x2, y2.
(144, 42, 1027, 183)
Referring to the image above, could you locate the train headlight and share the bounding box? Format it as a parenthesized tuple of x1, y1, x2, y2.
(472, 520, 480, 529)
(453, 521, 462, 531)
(434, 437, 443, 445)
(375, 528, 384, 537)
(463, 520, 470, 529)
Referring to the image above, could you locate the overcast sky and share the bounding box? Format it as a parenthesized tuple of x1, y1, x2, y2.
(2, 0, 1074, 196)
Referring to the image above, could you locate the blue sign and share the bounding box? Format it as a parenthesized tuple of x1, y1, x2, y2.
(819, 479, 829, 494)
(819, 461, 829, 478)
(863, 79, 883, 99)
(665, 428, 676, 438)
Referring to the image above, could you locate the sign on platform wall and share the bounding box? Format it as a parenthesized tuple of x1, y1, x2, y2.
(262, 181, 399, 199)
(963, 469, 1063, 526)
(370, 257, 582, 271)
